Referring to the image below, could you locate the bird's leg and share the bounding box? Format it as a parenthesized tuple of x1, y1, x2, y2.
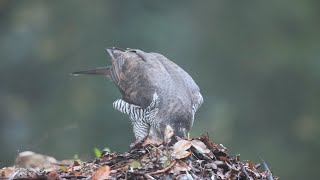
(141, 126, 164, 146)
(130, 121, 150, 149)
(113, 99, 151, 149)
(129, 131, 163, 150)
(113, 96, 162, 149)
(129, 135, 148, 150)
(129, 135, 164, 149)
(130, 123, 163, 149)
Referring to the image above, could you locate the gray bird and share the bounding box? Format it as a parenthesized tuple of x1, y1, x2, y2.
(73, 47, 203, 146)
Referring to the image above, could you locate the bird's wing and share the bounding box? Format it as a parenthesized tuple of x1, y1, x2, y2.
(108, 48, 203, 111)
(107, 48, 157, 108)
(148, 52, 203, 113)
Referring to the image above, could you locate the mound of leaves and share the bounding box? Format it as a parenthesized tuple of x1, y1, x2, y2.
(0, 134, 276, 180)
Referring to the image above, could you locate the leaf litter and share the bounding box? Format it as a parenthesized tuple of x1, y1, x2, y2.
(0, 134, 277, 179)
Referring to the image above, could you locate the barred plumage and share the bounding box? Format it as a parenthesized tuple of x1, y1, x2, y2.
(112, 92, 161, 139)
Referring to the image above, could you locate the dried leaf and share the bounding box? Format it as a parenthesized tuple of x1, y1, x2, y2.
(174, 161, 191, 171)
(47, 171, 59, 180)
(59, 165, 68, 172)
(164, 125, 174, 144)
(174, 150, 191, 159)
(73, 160, 81, 166)
(176, 174, 193, 180)
(217, 170, 226, 179)
(191, 140, 210, 154)
(247, 160, 256, 170)
(173, 140, 192, 153)
(213, 161, 224, 166)
(236, 154, 240, 162)
(205, 163, 217, 170)
(72, 165, 82, 171)
(219, 144, 227, 151)
(14, 151, 57, 170)
(92, 166, 110, 180)
(0, 167, 15, 178)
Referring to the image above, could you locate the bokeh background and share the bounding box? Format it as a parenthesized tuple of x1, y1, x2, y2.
(1, 1, 319, 179)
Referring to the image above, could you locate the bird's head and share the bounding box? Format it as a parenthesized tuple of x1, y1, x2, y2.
(159, 113, 193, 141)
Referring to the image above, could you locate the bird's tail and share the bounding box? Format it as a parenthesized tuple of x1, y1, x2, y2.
(71, 66, 111, 76)
(71, 47, 127, 77)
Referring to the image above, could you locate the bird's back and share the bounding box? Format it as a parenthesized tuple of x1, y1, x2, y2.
(108, 49, 200, 114)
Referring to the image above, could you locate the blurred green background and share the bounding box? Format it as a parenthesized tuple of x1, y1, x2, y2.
(0, 1, 319, 179)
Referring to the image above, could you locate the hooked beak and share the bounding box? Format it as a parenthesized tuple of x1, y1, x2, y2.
(71, 67, 110, 76)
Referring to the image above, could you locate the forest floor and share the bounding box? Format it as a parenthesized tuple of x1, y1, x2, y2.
(0, 134, 276, 180)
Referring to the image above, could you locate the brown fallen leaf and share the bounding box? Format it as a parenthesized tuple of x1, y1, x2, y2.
(246, 160, 258, 171)
(174, 150, 191, 159)
(173, 139, 192, 153)
(172, 160, 191, 172)
(47, 171, 60, 180)
(176, 174, 193, 179)
(148, 160, 177, 175)
(0, 167, 15, 178)
(143, 137, 163, 146)
(164, 125, 174, 144)
(172, 139, 192, 159)
(15, 151, 58, 171)
(92, 165, 111, 180)
(191, 140, 210, 154)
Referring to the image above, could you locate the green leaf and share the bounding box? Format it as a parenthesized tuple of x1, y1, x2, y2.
(162, 159, 171, 168)
(73, 154, 80, 161)
(102, 147, 111, 153)
(129, 160, 141, 169)
(94, 147, 102, 158)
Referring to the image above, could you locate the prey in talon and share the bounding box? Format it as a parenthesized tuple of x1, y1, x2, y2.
(72, 47, 203, 149)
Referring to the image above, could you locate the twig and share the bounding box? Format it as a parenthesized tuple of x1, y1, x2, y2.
(240, 165, 250, 179)
(145, 174, 156, 179)
(60, 175, 88, 179)
(85, 175, 92, 180)
(258, 157, 273, 180)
